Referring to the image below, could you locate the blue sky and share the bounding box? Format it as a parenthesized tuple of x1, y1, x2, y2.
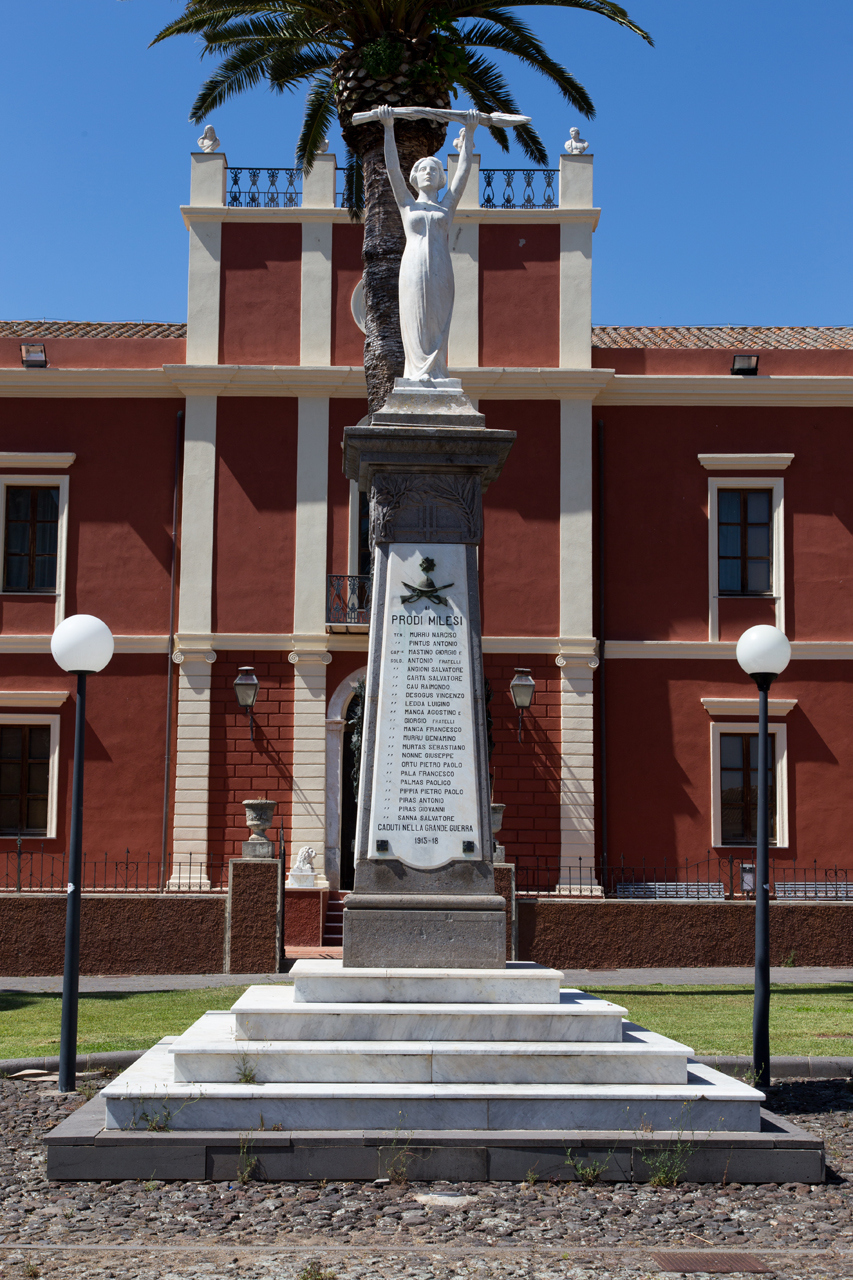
(1, 0, 851, 327)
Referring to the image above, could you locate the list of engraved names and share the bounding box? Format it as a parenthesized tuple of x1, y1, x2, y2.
(368, 544, 480, 870)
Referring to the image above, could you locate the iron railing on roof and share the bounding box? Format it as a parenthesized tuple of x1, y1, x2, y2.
(480, 168, 557, 210)
(227, 166, 559, 211)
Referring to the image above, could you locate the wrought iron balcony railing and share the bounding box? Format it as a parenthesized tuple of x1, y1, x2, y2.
(327, 574, 372, 629)
(481, 168, 558, 210)
(226, 167, 559, 211)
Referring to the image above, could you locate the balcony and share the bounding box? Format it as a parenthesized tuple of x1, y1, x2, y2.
(327, 574, 372, 633)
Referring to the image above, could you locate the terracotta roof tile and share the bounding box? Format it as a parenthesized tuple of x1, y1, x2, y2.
(0, 320, 186, 339)
(592, 325, 853, 350)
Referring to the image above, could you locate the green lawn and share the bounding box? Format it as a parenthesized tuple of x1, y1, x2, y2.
(1, 983, 851, 1061)
(595, 984, 853, 1058)
(0, 986, 254, 1059)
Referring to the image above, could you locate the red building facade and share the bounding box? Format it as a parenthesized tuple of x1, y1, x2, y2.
(2, 147, 852, 898)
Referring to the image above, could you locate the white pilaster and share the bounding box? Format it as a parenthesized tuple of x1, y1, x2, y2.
(289, 651, 332, 886)
(556, 660, 599, 895)
(559, 154, 594, 370)
(186, 153, 226, 365)
(171, 394, 218, 878)
(559, 399, 593, 640)
(294, 397, 329, 636)
(300, 224, 333, 365)
(301, 153, 337, 208)
(447, 152, 480, 369)
(170, 647, 216, 888)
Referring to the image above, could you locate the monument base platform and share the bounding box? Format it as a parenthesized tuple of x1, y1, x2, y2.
(46, 962, 824, 1183)
(45, 1091, 824, 1185)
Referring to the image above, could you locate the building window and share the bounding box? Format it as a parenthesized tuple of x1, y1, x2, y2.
(3, 486, 60, 592)
(707, 476, 784, 641)
(720, 732, 775, 845)
(718, 489, 772, 595)
(710, 720, 788, 848)
(0, 723, 51, 834)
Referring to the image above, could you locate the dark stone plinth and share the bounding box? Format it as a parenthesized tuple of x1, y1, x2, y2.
(225, 858, 282, 974)
(342, 904, 507, 969)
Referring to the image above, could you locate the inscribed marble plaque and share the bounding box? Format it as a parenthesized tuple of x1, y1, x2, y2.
(368, 543, 481, 869)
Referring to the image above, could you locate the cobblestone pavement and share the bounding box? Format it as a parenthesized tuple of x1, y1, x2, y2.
(0, 1076, 851, 1278)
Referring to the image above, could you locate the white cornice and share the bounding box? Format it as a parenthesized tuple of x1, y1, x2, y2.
(0, 690, 69, 707)
(606, 640, 853, 659)
(4, 366, 852, 406)
(699, 453, 794, 470)
(596, 375, 853, 407)
(174, 632, 595, 656)
(701, 697, 798, 716)
(180, 204, 600, 230)
(0, 635, 170, 654)
(0, 452, 76, 469)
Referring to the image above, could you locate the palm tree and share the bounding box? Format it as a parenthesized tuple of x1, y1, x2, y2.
(152, 0, 651, 412)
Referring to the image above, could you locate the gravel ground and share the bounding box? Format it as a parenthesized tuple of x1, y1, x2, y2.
(0, 1075, 851, 1278)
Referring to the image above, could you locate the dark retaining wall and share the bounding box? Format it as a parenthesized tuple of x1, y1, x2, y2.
(0, 895, 226, 976)
(3, 894, 851, 976)
(518, 900, 853, 969)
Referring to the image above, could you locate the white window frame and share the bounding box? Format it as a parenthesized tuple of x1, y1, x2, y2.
(710, 719, 788, 849)
(708, 475, 784, 641)
(0, 475, 70, 626)
(0, 712, 61, 839)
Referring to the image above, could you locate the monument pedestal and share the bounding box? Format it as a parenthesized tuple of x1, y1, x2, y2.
(342, 415, 515, 968)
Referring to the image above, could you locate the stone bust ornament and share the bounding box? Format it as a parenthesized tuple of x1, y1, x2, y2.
(378, 103, 480, 384)
(197, 125, 220, 153)
(564, 126, 589, 155)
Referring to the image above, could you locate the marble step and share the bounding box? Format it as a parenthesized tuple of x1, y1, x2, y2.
(290, 959, 563, 1005)
(103, 1040, 762, 1133)
(231, 986, 627, 1043)
(169, 1016, 691, 1085)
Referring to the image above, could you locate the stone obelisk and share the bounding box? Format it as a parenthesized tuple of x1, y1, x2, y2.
(342, 106, 518, 968)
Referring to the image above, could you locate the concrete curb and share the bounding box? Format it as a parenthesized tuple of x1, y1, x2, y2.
(1, 1050, 851, 1079)
(0, 1050, 143, 1075)
(695, 1054, 853, 1078)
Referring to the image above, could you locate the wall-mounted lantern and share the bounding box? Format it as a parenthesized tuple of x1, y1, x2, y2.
(509, 668, 536, 742)
(233, 666, 260, 741)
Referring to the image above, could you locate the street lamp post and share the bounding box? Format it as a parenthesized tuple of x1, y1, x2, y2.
(51, 614, 114, 1094)
(735, 623, 791, 1089)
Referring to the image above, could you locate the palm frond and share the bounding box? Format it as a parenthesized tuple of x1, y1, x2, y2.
(296, 74, 337, 171)
(459, 53, 548, 164)
(457, 17, 594, 116)
(457, 0, 653, 47)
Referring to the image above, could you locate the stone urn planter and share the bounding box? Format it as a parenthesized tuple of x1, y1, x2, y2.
(241, 798, 277, 860)
(490, 803, 506, 835)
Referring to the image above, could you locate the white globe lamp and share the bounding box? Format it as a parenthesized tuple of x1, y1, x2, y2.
(51, 614, 114, 674)
(735, 624, 791, 681)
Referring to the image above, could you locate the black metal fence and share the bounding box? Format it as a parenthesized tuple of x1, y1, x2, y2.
(0, 843, 265, 893)
(327, 574, 372, 627)
(607, 852, 852, 901)
(515, 859, 599, 897)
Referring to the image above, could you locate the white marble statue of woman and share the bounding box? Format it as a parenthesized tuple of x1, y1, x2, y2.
(378, 104, 480, 383)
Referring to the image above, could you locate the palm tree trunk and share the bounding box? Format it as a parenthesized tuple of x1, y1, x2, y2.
(351, 120, 447, 416)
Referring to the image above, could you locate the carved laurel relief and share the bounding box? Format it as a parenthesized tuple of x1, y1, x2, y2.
(370, 473, 481, 544)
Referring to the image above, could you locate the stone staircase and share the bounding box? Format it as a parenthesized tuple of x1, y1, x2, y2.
(321, 891, 347, 946)
(103, 961, 763, 1135)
